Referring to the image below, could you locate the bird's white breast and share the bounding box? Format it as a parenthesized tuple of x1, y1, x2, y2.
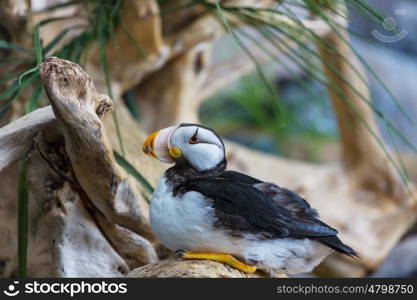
(150, 176, 241, 252)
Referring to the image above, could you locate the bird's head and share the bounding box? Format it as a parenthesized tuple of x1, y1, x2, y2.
(143, 124, 226, 172)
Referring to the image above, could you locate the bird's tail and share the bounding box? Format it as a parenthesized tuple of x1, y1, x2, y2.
(315, 236, 359, 258)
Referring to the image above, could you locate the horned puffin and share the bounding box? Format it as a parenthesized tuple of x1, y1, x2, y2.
(143, 123, 357, 275)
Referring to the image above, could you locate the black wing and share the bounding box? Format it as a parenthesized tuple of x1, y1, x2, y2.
(253, 182, 318, 220)
(180, 178, 337, 239)
(219, 170, 262, 185)
(219, 171, 318, 221)
(252, 182, 357, 256)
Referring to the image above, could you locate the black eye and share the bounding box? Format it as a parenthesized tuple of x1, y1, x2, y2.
(189, 129, 199, 144)
(188, 128, 199, 144)
(189, 135, 198, 144)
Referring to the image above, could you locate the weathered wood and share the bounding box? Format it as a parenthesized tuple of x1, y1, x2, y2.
(27, 144, 129, 277)
(40, 57, 154, 241)
(6, 56, 159, 277)
(0, 106, 54, 172)
(128, 259, 266, 278)
(87, 0, 170, 93)
(134, 43, 212, 131)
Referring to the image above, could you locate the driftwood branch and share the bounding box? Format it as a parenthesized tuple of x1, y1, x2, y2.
(0, 106, 54, 172)
(128, 259, 266, 278)
(40, 57, 154, 241)
(134, 43, 212, 131)
(0, 57, 161, 276)
(27, 148, 130, 277)
(36, 57, 159, 276)
(84, 0, 170, 94)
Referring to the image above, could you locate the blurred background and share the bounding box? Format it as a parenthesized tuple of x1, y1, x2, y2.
(200, 0, 417, 277)
(201, 0, 417, 163)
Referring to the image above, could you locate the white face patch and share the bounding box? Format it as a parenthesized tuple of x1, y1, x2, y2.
(169, 126, 225, 171)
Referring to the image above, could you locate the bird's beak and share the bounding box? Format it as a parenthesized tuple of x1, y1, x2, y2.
(143, 126, 177, 163)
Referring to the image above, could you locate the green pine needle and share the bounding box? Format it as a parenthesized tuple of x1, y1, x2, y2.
(0, 40, 32, 55)
(113, 151, 154, 197)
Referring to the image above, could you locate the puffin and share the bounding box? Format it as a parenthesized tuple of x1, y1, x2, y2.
(143, 123, 357, 275)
